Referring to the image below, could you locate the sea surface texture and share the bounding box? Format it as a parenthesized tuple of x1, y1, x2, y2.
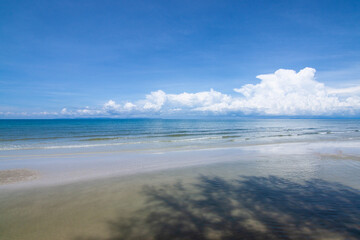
(1, 119, 359, 152)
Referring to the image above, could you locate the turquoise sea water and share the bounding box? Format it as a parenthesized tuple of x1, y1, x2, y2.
(0, 119, 359, 151)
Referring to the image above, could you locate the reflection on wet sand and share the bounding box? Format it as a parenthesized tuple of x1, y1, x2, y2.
(77, 176, 360, 240)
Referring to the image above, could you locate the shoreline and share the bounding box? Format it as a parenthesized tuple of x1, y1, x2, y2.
(1, 139, 360, 240)
(1, 140, 360, 190)
(1, 148, 360, 240)
(1, 135, 359, 155)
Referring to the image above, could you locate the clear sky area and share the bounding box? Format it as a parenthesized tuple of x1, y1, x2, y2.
(1, 0, 360, 118)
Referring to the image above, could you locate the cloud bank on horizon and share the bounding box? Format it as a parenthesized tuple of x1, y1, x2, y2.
(3, 67, 360, 118)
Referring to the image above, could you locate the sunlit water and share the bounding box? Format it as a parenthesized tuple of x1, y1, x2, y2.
(1, 119, 359, 151)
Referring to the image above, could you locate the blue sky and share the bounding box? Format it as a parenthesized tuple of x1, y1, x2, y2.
(1, 0, 360, 118)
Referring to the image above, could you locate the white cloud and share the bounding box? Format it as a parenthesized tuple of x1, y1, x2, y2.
(230, 67, 358, 115)
(94, 67, 360, 116)
(142, 90, 167, 111)
(327, 86, 360, 95)
(167, 89, 232, 110)
(61, 108, 68, 114)
(2, 67, 360, 118)
(99, 89, 232, 115)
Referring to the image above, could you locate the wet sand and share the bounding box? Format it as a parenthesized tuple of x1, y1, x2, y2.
(1, 142, 360, 240)
(0, 169, 39, 185)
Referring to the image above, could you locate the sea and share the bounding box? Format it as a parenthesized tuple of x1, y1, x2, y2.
(1, 118, 359, 152)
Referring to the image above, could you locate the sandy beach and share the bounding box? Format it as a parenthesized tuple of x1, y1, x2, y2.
(1, 140, 360, 240)
(0, 169, 39, 185)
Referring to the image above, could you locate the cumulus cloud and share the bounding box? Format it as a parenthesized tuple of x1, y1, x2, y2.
(2, 67, 360, 118)
(93, 67, 359, 116)
(95, 89, 232, 116)
(231, 67, 360, 115)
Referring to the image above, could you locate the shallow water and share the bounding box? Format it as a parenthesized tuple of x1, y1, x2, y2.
(1, 150, 360, 240)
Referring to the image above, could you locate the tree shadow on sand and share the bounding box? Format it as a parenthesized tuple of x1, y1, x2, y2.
(77, 176, 360, 240)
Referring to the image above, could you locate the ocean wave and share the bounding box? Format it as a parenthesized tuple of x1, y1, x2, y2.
(79, 137, 123, 141)
(0, 135, 225, 151)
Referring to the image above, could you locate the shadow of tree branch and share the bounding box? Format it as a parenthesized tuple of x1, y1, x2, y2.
(77, 176, 360, 240)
